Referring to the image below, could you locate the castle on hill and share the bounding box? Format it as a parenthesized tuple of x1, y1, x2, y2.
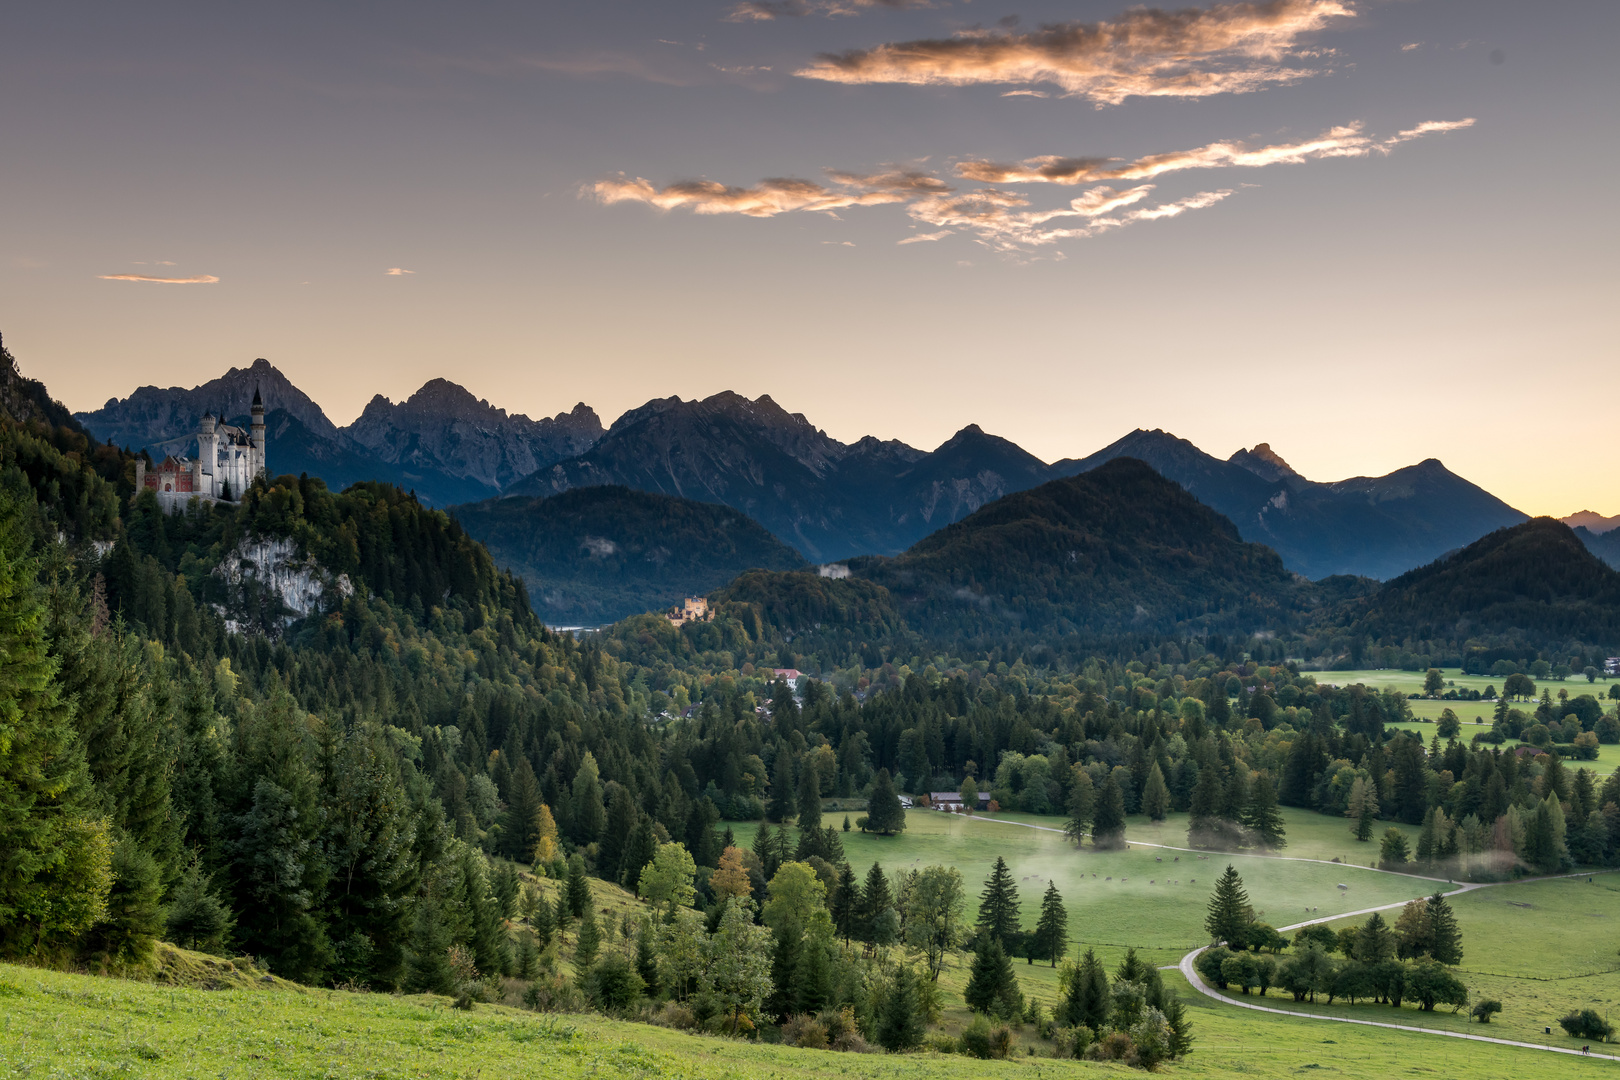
(136, 388, 268, 511)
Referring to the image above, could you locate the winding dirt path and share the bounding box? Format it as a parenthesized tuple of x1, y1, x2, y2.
(950, 812, 1620, 1062)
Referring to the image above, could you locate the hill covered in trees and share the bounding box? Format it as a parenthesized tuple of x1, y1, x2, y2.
(1348, 518, 1620, 644)
(452, 486, 809, 626)
(845, 458, 1312, 639)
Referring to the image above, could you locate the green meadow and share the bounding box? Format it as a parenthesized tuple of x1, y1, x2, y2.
(6, 957, 1617, 1080)
(1202, 873, 1620, 1051)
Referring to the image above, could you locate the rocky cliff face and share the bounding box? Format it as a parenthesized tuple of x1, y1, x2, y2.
(212, 535, 354, 633)
(346, 379, 601, 491)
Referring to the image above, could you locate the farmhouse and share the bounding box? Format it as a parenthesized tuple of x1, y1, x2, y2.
(930, 790, 992, 811)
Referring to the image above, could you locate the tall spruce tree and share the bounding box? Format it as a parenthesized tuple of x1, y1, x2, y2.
(1241, 773, 1287, 849)
(866, 768, 906, 836)
(875, 964, 927, 1051)
(1093, 773, 1127, 849)
(964, 932, 1020, 1017)
(1204, 865, 1251, 949)
(1142, 763, 1170, 822)
(796, 759, 822, 834)
(976, 856, 1022, 950)
(1064, 770, 1095, 845)
(767, 753, 797, 823)
(1425, 891, 1463, 965)
(829, 861, 859, 945)
(856, 862, 897, 949)
(1032, 880, 1068, 967)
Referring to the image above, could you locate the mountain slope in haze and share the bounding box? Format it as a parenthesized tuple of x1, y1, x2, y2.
(1059, 429, 1527, 580)
(846, 456, 1308, 637)
(1565, 510, 1620, 534)
(1574, 525, 1620, 571)
(1353, 518, 1620, 644)
(346, 379, 601, 492)
(453, 486, 807, 625)
(505, 393, 1059, 562)
(77, 358, 340, 447)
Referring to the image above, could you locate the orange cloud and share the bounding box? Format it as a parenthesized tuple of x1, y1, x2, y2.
(956, 118, 1476, 185)
(97, 273, 219, 284)
(795, 0, 1353, 105)
(591, 174, 914, 217)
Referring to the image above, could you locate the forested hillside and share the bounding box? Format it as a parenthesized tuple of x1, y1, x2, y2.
(848, 458, 1311, 638)
(1349, 519, 1620, 644)
(453, 486, 808, 626)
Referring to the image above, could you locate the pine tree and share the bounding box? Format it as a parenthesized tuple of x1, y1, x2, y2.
(1032, 880, 1068, 967)
(597, 785, 639, 881)
(766, 916, 802, 1019)
(1163, 994, 1194, 1057)
(1354, 911, 1395, 963)
(856, 862, 896, 949)
(796, 759, 822, 834)
(1093, 774, 1127, 849)
(875, 963, 927, 1051)
(533, 893, 556, 947)
(0, 516, 106, 956)
(866, 768, 906, 836)
(829, 861, 859, 945)
(751, 822, 781, 880)
(1241, 773, 1287, 849)
(1142, 763, 1170, 822)
(164, 854, 235, 954)
(976, 856, 1022, 949)
(1347, 776, 1379, 842)
(575, 905, 601, 967)
(501, 758, 545, 861)
(964, 932, 1020, 1016)
(565, 855, 591, 918)
(1425, 891, 1463, 965)
(1204, 865, 1251, 949)
(532, 803, 561, 866)
(768, 753, 797, 823)
(1064, 770, 1094, 844)
(570, 752, 606, 844)
(619, 818, 658, 891)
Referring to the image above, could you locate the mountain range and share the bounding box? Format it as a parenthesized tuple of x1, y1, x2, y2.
(75, 357, 1594, 584)
(76, 359, 602, 507)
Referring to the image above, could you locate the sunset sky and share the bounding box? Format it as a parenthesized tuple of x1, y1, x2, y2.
(3, 1, 1615, 515)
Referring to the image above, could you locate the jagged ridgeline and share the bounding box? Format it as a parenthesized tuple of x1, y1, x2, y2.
(451, 486, 809, 626)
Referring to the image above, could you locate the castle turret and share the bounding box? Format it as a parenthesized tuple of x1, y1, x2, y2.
(250, 386, 267, 478)
(198, 411, 218, 495)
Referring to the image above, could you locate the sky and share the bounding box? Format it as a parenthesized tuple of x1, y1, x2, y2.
(2, 1, 1616, 516)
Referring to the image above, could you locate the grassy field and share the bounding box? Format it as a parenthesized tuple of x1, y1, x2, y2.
(1310, 668, 1619, 698)
(6, 957, 1617, 1079)
(1196, 873, 1620, 1050)
(831, 809, 1450, 956)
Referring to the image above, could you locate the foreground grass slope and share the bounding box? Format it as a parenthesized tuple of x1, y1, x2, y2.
(4, 961, 1612, 1080)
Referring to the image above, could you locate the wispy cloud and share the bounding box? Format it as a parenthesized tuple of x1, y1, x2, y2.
(795, 0, 1353, 106)
(385, 267, 416, 275)
(98, 273, 219, 284)
(592, 117, 1472, 253)
(955, 119, 1476, 185)
(726, 0, 933, 22)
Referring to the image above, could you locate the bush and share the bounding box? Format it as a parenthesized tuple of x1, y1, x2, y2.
(1559, 1009, 1615, 1041)
(781, 1014, 828, 1049)
(1470, 999, 1501, 1024)
(958, 1016, 1013, 1059)
(653, 1001, 697, 1030)
(1050, 1026, 1093, 1059)
(1085, 1031, 1135, 1061)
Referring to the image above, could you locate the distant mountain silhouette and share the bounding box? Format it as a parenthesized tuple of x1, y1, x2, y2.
(1574, 524, 1620, 571)
(1564, 510, 1620, 535)
(348, 379, 600, 493)
(76, 360, 601, 507)
(75, 361, 1533, 581)
(506, 393, 1054, 562)
(1058, 429, 1526, 580)
(452, 486, 806, 626)
(846, 457, 1311, 636)
(1351, 518, 1620, 643)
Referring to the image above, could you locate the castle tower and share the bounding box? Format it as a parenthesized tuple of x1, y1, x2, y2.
(198, 411, 218, 497)
(250, 386, 267, 478)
